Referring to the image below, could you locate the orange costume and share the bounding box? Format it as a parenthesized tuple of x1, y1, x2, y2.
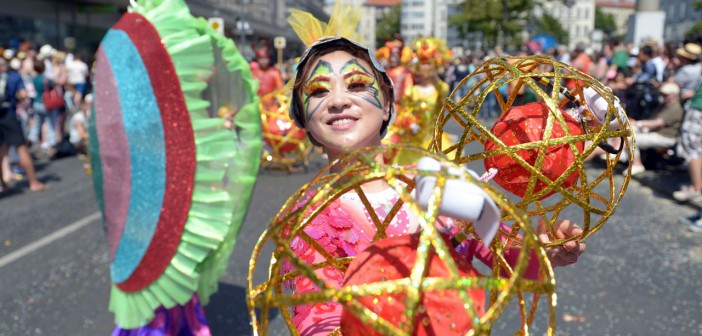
(251, 46, 283, 97)
(376, 35, 414, 110)
(387, 65, 414, 107)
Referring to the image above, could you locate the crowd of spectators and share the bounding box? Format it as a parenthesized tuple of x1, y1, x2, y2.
(3, 35, 702, 230)
(1, 42, 91, 194)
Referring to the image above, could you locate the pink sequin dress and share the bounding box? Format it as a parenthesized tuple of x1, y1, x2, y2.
(283, 187, 539, 336)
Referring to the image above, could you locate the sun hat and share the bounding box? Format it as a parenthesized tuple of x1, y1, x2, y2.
(659, 82, 680, 96)
(676, 43, 701, 61)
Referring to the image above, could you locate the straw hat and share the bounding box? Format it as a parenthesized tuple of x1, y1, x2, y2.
(3, 49, 14, 60)
(659, 82, 680, 96)
(37, 44, 56, 61)
(676, 43, 701, 61)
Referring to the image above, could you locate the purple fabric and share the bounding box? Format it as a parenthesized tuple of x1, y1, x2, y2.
(113, 295, 211, 336)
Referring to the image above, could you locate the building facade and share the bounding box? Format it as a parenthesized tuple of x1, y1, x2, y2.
(595, 1, 635, 37)
(539, 0, 596, 49)
(661, 0, 702, 42)
(400, 0, 450, 43)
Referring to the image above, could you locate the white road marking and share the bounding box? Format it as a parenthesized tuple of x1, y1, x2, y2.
(0, 211, 101, 269)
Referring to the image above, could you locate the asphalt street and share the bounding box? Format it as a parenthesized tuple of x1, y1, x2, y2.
(1, 142, 701, 335)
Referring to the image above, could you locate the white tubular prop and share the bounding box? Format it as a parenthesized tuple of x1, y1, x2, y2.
(582, 86, 627, 129)
(415, 157, 501, 244)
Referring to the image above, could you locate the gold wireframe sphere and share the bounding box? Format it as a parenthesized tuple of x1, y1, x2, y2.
(260, 89, 314, 172)
(248, 145, 557, 335)
(431, 56, 633, 247)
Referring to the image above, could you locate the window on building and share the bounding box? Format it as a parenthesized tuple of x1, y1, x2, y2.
(679, 1, 686, 20)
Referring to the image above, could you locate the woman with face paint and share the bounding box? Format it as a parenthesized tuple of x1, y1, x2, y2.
(283, 5, 586, 335)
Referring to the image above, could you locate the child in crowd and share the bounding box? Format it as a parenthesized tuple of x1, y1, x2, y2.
(69, 93, 90, 156)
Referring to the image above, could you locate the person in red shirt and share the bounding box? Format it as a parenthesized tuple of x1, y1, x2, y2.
(250, 42, 283, 97)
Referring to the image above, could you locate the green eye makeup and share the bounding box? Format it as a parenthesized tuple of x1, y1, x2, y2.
(341, 60, 383, 109)
(303, 61, 333, 119)
(301, 58, 384, 122)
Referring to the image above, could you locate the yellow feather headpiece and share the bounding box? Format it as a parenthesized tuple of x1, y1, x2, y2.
(287, 1, 363, 47)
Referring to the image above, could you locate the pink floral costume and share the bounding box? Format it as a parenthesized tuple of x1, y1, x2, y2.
(283, 187, 540, 336)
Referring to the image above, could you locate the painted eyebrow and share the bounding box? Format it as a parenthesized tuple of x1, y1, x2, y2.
(340, 59, 373, 77)
(304, 60, 333, 83)
(306, 75, 332, 84)
(343, 69, 373, 80)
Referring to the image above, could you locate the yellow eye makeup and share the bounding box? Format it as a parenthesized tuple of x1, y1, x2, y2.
(303, 77, 332, 96)
(344, 73, 374, 87)
(301, 58, 385, 122)
(341, 60, 383, 109)
(303, 60, 334, 120)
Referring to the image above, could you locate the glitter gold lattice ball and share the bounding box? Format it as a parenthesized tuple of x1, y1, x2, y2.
(260, 88, 314, 172)
(431, 56, 633, 247)
(248, 145, 558, 335)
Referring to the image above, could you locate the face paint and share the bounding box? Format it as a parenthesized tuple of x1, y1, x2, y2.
(300, 50, 390, 154)
(302, 60, 333, 121)
(341, 60, 383, 109)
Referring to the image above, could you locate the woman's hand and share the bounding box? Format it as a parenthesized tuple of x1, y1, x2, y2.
(537, 219, 586, 267)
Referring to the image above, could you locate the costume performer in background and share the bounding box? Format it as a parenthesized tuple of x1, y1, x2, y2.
(385, 37, 453, 164)
(283, 4, 585, 335)
(88, 0, 262, 334)
(251, 41, 284, 98)
(375, 34, 414, 112)
(253, 42, 309, 171)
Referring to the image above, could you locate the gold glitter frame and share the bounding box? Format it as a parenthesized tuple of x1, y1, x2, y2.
(260, 89, 314, 172)
(431, 56, 634, 247)
(248, 146, 558, 335)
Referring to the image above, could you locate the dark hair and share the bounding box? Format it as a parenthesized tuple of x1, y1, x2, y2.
(641, 45, 654, 57)
(33, 59, 45, 73)
(292, 41, 393, 128)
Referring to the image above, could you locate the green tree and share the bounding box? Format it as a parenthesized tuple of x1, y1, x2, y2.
(535, 12, 568, 46)
(685, 22, 702, 40)
(685, 1, 702, 40)
(375, 6, 401, 49)
(594, 7, 617, 38)
(449, 0, 535, 49)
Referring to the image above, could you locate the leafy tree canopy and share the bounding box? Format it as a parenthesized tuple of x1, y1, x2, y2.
(449, 0, 535, 49)
(594, 7, 617, 37)
(376, 6, 400, 49)
(535, 12, 569, 46)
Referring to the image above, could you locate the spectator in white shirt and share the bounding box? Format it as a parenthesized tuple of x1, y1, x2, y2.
(66, 53, 89, 108)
